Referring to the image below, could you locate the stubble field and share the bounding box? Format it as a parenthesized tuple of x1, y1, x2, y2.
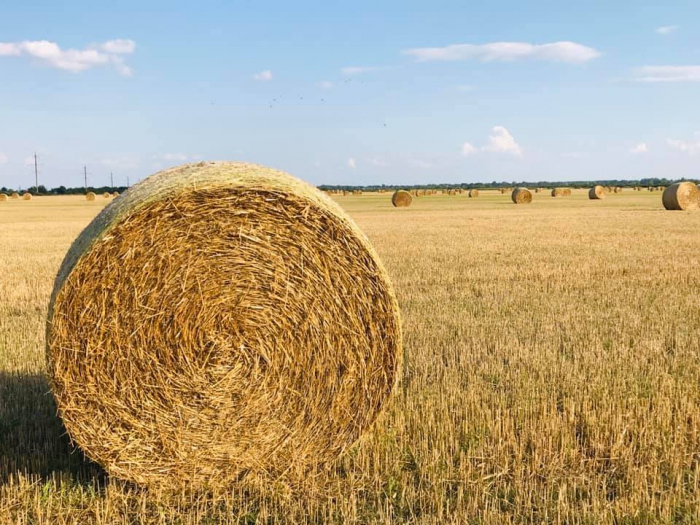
(1, 190, 700, 524)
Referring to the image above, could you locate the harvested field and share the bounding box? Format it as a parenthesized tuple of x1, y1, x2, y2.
(2, 189, 700, 523)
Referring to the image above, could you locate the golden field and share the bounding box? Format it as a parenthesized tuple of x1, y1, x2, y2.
(1, 190, 700, 524)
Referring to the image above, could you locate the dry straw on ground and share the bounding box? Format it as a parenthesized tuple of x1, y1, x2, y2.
(85, 192, 96, 201)
(22, 193, 32, 201)
(662, 182, 700, 211)
(391, 189, 412, 207)
(468, 189, 479, 198)
(46, 161, 403, 490)
(589, 186, 605, 200)
(511, 188, 532, 204)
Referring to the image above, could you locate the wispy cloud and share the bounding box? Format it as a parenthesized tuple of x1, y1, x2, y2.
(461, 142, 477, 156)
(317, 81, 334, 89)
(403, 41, 601, 63)
(0, 39, 135, 76)
(667, 134, 700, 155)
(253, 69, 273, 81)
(341, 66, 383, 76)
(482, 126, 522, 156)
(347, 158, 356, 169)
(630, 142, 648, 154)
(633, 66, 700, 82)
(456, 84, 475, 92)
(656, 25, 679, 35)
(368, 157, 390, 167)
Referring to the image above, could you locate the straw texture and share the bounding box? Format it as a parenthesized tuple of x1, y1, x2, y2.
(511, 188, 532, 204)
(46, 161, 402, 490)
(589, 186, 605, 200)
(391, 190, 412, 207)
(662, 182, 700, 211)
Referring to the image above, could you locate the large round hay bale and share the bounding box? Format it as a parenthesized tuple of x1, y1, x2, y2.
(22, 192, 32, 201)
(589, 186, 605, 200)
(511, 188, 532, 204)
(391, 189, 412, 207)
(0, 193, 7, 202)
(10, 192, 19, 199)
(468, 189, 479, 198)
(551, 188, 563, 197)
(85, 192, 96, 201)
(662, 182, 700, 211)
(563, 188, 572, 196)
(46, 162, 402, 489)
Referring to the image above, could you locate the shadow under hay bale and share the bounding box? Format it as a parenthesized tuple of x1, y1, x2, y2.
(46, 161, 402, 491)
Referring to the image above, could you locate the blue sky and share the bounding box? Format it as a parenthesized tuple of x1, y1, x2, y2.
(0, 0, 699, 189)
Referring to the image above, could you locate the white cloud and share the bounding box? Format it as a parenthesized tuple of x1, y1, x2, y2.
(100, 39, 136, 54)
(341, 66, 378, 76)
(456, 84, 475, 92)
(23, 155, 35, 166)
(656, 25, 679, 35)
(561, 152, 587, 159)
(633, 66, 700, 82)
(368, 157, 390, 167)
(630, 142, 648, 154)
(253, 69, 272, 81)
(408, 159, 434, 169)
(667, 134, 700, 155)
(461, 142, 477, 156)
(0, 39, 135, 75)
(482, 126, 522, 156)
(318, 81, 334, 89)
(347, 158, 356, 169)
(403, 41, 601, 63)
(0, 152, 7, 164)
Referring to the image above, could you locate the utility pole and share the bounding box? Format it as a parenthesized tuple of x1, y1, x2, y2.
(127, 175, 130, 187)
(84, 166, 88, 194)
(34, 153, 39, 194)
(110, 172, 114, 189)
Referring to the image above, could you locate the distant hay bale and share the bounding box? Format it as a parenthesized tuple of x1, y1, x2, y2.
(468, 189, 479, 197)
(448, 189, 457, 195)
(511, 187, 532, 204)
(604, 187, 612, 193)
(353, 190, 362, 195)
(46, 161, 402, 490)
(662, 182, 700, 211)
(112, 191, 120, 198)
(563, 188, 572, 196)
(500, 188, 507, 194)
(614, 187, 622, 193)
(86, 192, 96, 201)
(22, 192, 32, 201)
(589, 186, 605, 200)
(11, 192, 19, 199)
(391, 190, 412, 207)
(551, 188, 564, 197)
(0, 193, 7, 202)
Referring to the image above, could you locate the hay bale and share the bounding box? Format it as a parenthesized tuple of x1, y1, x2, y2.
(102, 192, 110, 198)
(11, 192, 19, 199)
(112, 191, 120, 198)
(391, 190, 412, 207)
(563, 188, 572, 196)
(22, 192, 32, 201)
(589, 186, 605, 200)
(551, 188, 564, 197)
(662, 182, 700, 211)
(86, 192, 96, 201)
(0, 193, 7, 202)
(46, 161, 402, 489)
(614, 187, 622, 193)
(500, 188, 506, 194)
(511, 187, 532, 204)
(468, 189, 479, 198)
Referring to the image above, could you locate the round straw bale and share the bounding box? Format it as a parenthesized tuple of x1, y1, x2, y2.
(22, 192, 32, 201)
(112, 191, 120, 198)
(563, 188, 572, 196)
(0, 193, 7, 202)
(589, 186, 605, 200)
(511, 187, 532, 204)
(614, 187, 621, 193)
(391, 189, 412, 207)
(468, 189, 479, 198)
(11, 192, 19, 199)
(551, 188, 563, 197)
(662, 182, 700, 211)
(102, 192, 110, 198)
(46, 161, 402, 489)
(86, 192, 96, 201)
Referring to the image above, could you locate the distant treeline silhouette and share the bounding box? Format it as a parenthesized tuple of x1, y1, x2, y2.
(0, 185, 128, 195)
